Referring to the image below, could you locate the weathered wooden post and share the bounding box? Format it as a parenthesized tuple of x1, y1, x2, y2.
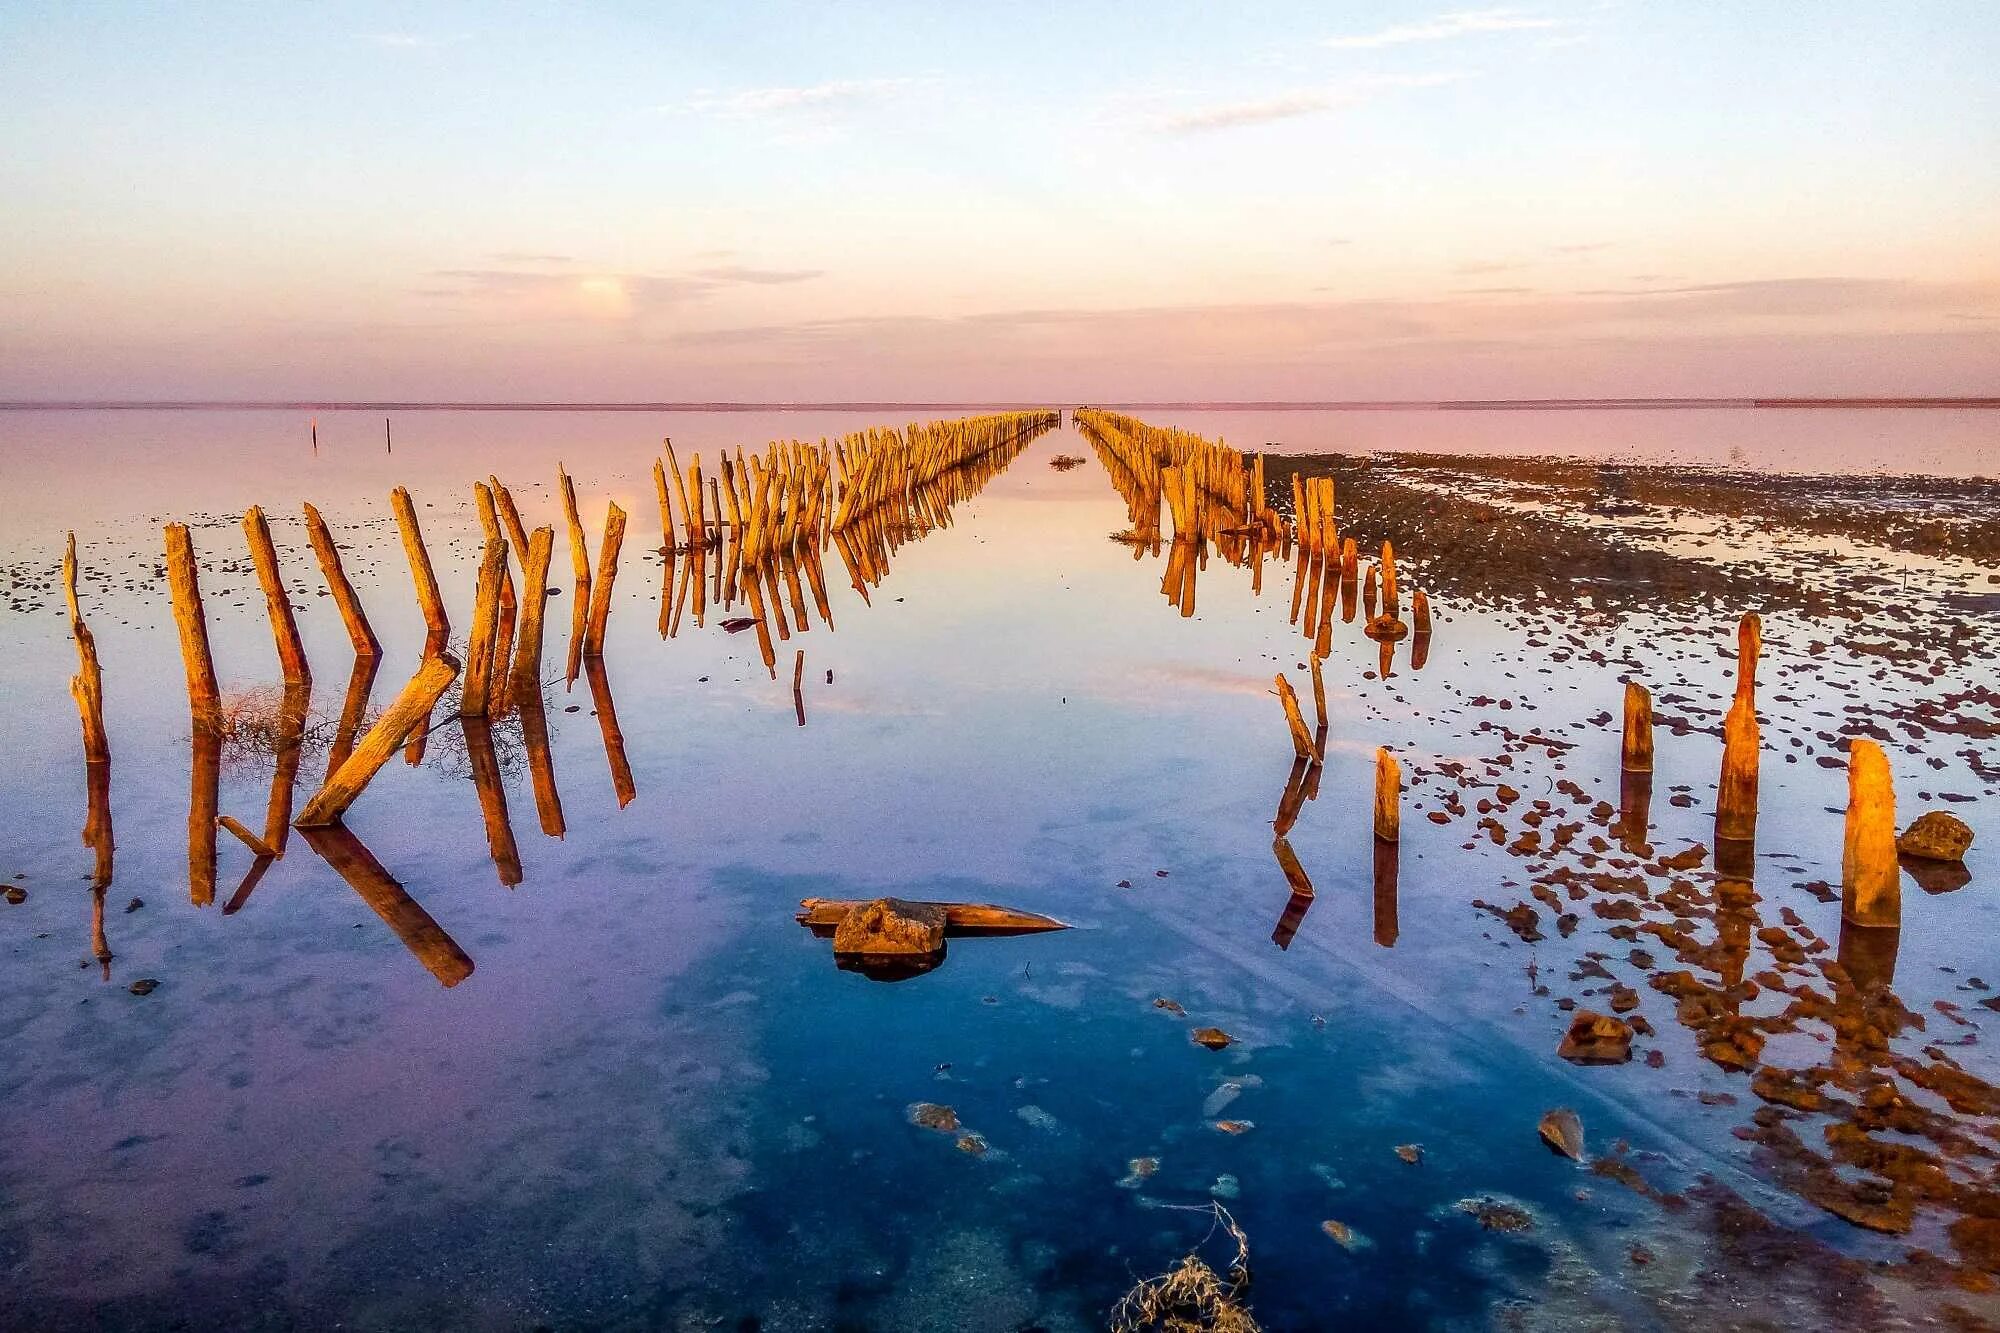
(1621, 681, 1653, 772)
(295, 653, 462, 827)
(1373, 747, 1401, 843)
(1716, 695, 1759, 843)
(1274, 674, 1316, 762)
(460, 538, 508, 717)
(1841, 739, 1899, 928)
(303, 503, 382, 658)
(1735, 612, 1762, 704)
(164, 523, 221, 727)
(64, 533, 110, 764)
(390, 487, 450, 653)
(510, 526, 556, 697)
(243, 505, 311, 687)
(583, 501, 627, 657)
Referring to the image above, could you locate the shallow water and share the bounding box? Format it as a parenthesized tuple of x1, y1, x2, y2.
(0, 407, 1996, 1329)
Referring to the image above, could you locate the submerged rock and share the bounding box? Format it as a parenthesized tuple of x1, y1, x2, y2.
(833, 898, 947, 957)
(1557, 1010, 1633, 1064)
(1191, 1027, 1234, 1050)
(1538, 1108, 1585, 1162)
(907, 1102, 960, 1133)
(1395, 1144, 1423, 1165)
(1897, 810, 1974, 862)
(1457, 1196, 1536, 1233)
(128, 978, 159, 996)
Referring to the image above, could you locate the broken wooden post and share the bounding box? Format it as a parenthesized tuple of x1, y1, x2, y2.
(1841, 739, 1899, 928)
(390, 487, 450, 652)
(1621, 681, 1654, 772)
(583, 501, 626, 657)
(793, 648, 807, 727)
(460, 538, 507, 717)
(64, 533, 110, 764)
(1373, 747, 1401, 843)
(1309, 654, 1328, 733)
(218, 814, 278, 860)
(1715, 695, 1759, 844)
(295, 652, 461, 827)
(243, 505, 311, 687)
(1273, 836, 1314, 900)
(164, 523, 221, 727)
(303, 503, 382, 658)
(1274, 673, 1316, 762)
(1736, 611, 1762, 705)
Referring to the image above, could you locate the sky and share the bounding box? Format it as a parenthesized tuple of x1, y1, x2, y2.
(2, 1, 1997, 401)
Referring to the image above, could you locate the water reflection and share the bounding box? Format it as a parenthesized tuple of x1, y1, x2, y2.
(297, 823, 474, 987)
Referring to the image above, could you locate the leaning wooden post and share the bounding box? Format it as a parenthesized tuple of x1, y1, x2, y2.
(1715, 695, 1759, 843)
(460, 538, 507, 717)
(164, 523, 221, 727)
(295, 653, 461, 827)
(390, 487, 450, 652)
(583, 501, 627, 657)
(1621, 681, 1654, 772)
(511, 526, 556, 696)
(1308, 654, 1328, 732)
(1373, 747, 1401, 843)
(65, 534, 111, 764)
(1841, 739, 1899, 928)
(243, 505, 311, 687)
(1274, 674, 1316, 763)
(303, 503, 381, 657)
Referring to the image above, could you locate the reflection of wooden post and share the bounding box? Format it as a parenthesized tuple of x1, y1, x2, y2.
(793, 649, 807, 726)
(583, 502, 626, 657)
(90, 885, 113, 977)
(327, 654, 379, 779)
(1372, 839, 1399, 947)
(1271, 886, 1314, 951)
(1841, 739, 1899, 928)
(243, 505, 311, 686)
(1616, 768, 1653, 855)
(189, 723, 221, 906)
(517, 691, 567, 838)
(303, 503, 381, 657)
(461, 717, 523, 887)
(84, 753, 115, 889)
(461, 538, 507, 717)
(1373, 747, 1401, 843)
(1735, 612, 1762, 705)
(1716, 695, 1758, 843)
(65, 533, 111, 763)
(510, 526, 556, 697)
(296, 653, 461, 827)
(583, 654, 637, 808)
(390, 487, 450, 653)
(1621, 682, 1653, 772)
(1308, 654, 1328, 732)
(1273, 756, 1312, 836)
(1412, 588, 1431, 636)
(263, 680, 310, 853)
(165, 523, 221, 726)
(298, 824, 474, 987)
(1274, 674, 1316, 762)
(1274, 836, 1314, 899)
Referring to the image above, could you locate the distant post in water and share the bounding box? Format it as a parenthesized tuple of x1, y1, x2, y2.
(1373, 747, 1401, 843)
(1841, 739, 1900, 928)
(243, 505, 311, 687)
(164, 523, 221, 727)
(1621, 681, 1653, 772)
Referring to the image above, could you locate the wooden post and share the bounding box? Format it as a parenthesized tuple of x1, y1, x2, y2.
(295, 653, 461, 827)
(1621, 681, 1654, 772)
(64, 533, 111, 764)
(1373, 747, 1401, 843)
(583, 501, 626, 657)
(1274, 674, 1316, 762)
(164, 523, 221, 726)
(511, 526, 556, 696)
(1716, 695, 1759, 843)
(489, 477, 532, 564)
(1381, 540, 1399, 618)
(303, 503, 382, 657)
(1736, 612, 1762, 705)
(1308, 654, 1328, 732)
(558, 466, 591, 683)
(1274, 836, 1315, 899)
(218, 814, 278, 860)
(460, 538, 507, 717)
(243, 505, 311, 686)
(793, 648, 807, 727)
(1841, 739, 1899, 927)
(461, 717, 523, 887)
(1412, 589, 1432, 636)
(390, 487, 450, 652)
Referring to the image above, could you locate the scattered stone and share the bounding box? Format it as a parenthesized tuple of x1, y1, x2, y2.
(1457, 1197, 1535, 1233)
(124, 897, 143, 913)
(1191, 1027, 1234, 1050)
(128, 978, 159, 996)
(954, 1133, 988, 1156)
(907, 1102, 959, 1133)
(1558, 1010, 1634, 1065)
(1320, 1219, 1369, 1250)
(1538, 1107, 1585, 1162)
(1212, 1120, 1254, 1135)
(1897, 810, 1973, 862)
(1154, 997, 1186, 1016)
(1395, 1144, 1424, 1165)
(3, 885, 25, 905)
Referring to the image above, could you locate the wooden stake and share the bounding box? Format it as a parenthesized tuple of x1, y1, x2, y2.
(1308, 654, 1328, 731)
(1736, 611, 1762, 705)
(511, 526, 556, 697)
(583, 501, 626, 657)
(64, 533, 110, 764)
(390, 487, 450, 652)
(1620, 681, 1654, 772)
(164, 523, 221, 726)
(1841, 739, 1899, 927)
(295, 652, 461, 827)
(792, 648, 807, 727)
(303, 503, 382, 657)
(461, 538, 508, 717)
(1716, 694, 1759, 843)
(1381, 540, 1399, 618)
(1373, 747, 1401, 843)
(1274, 674, 1316, 762)
(243, 505, 311, 686)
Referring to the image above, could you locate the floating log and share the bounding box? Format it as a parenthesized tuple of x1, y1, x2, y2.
(1841, 739, 1899, 928)
(1621, 681, 1654, 772)
(64, 533, 110, 764)
(164, 523, 221, 726)
(295, 653, 461, 827)
(302, 503, 381, 657)
(1715, 694, 1759, 843)
(1274, 674, 1317, 762)
(1373, 747, 1401, 843)
(583, 501, 626, 657)
(390, 487, 450, 652)
(795, 899, 1069, 936)
(460, 538, 508, 717)
(243, 505, 311, 687)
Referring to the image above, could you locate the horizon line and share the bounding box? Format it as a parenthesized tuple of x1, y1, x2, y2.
(2, 395, 1997, 413)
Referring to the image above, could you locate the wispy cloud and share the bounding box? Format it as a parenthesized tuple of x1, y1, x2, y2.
(420, 260, 823, 321)
(672, 78, 924, 119)
(693, 264, 823, 285)
(1324, 8, 1563, 50)
(1150, 72, 1462, 135)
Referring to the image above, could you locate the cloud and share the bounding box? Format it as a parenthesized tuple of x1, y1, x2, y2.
(1150, 72, 1462, 135)
(1324, 8, 1563, 50)
(693, 265, 823, 285)
(489, 252, 575, 267)
(420, 259, 824, 321)
(672, 78, 923, 119)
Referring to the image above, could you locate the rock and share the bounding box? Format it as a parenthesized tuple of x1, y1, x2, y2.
(1364, 615, 1409, 641)
(124, 897, 143, 913)
(1538, 1107, 1585, 1161)
(954, 1133, 988, 1156)
(907, 1102, 959, 1133)
(720, 616, 759, 633)
(1457, 1197, 1535, 1233)
(1557, 1010, 1633, 1064)
(128, 978, 159, 996)
(1897, 811, 1973, 862)
(1950, 1215, 2000, 1274)
(1190, 1027, 1233, 1050)
(1154, 997, 1186, 1016)
(832, 898, 946, 957)
(1321, 1219, 1366, 1250)
(1212, 1120, 1254, 1135)
(1395, 1144, 1423, 1165)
